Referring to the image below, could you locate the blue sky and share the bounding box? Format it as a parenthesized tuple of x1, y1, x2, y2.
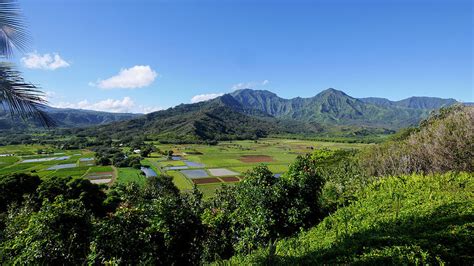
(15, 0, 473, 113)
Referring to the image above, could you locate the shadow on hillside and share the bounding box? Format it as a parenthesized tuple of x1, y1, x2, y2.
(259, 202, 474, 265)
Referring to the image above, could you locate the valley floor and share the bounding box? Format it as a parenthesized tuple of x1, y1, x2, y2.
(0, 138, 368, 198)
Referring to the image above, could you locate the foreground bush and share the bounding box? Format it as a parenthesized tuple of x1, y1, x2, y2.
(361, 106, 474, 176)
(227, 172, 474, 265)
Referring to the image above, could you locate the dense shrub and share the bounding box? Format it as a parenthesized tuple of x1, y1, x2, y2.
(1, 198, 92, 265)
(361, 106, 473, 176)
(227, 172, 474, 265)
(37, 176, 107, 216)
(0, 173, 41, 212)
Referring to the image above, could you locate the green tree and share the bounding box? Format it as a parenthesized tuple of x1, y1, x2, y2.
(37, 176, 106, 216)
(1, 198, 92, 265)
(0, 173, 41, 212)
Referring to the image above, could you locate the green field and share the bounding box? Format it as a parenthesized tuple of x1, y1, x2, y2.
(116, 167, 146, 186)
(151, 138, 368, 197)
(0, 139, 367, 197)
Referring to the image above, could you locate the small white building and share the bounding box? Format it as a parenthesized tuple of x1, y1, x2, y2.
(133, 149, 141, 154)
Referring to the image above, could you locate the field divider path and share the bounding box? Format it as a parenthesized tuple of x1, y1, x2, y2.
(110, 166, 119, 185)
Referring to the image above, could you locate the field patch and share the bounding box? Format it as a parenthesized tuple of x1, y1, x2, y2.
(208, 168, 239, 176)
(220, 176, 240, 182)
(192, 177, 222, 184)
(162, 160, 186, 166)
(22, 157, 57, 163)
(86, 171, 114, 180)
(116, 167, 146, 186)
(167, 170, 193, 190)
(164, 166, 188, 170)
(184, 161, 205, 167)
(181, 169, 209, 179)
(47, 163, 76, 170)
(239, 155, 274, 163)
(90, 179, 111, 184)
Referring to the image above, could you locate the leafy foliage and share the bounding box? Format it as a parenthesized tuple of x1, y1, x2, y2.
(227, 172, 474, 265)
(1, 198, 93, 265)
(0, 173, 40, 212)
(361, 106, 474, 176)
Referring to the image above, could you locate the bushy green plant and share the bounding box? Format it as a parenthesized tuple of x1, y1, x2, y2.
(226, 172, 474, 265)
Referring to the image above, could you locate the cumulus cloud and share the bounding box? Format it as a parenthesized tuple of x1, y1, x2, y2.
(191, 93, 224, 103)
(231, 80, 269, 91)
(54, 97, 162, 114)
(21, 52, 70, 70)
(91, 65, 158, 89)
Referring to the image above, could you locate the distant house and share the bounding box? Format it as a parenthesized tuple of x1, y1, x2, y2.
(133, 149, 141, 154)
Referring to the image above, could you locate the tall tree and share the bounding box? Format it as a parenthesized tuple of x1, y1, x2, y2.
(0, 0, 53, 126)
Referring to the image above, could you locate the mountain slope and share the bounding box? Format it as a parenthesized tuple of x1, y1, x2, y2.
(79, 88, 459, 141)
(230, 88, 453, 128)
(0, 107, 141, 131)
(82, 99, 324, 141)
(360, 96, 457, 109)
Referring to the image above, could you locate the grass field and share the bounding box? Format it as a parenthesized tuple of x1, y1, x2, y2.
(116, 167, 146, 186)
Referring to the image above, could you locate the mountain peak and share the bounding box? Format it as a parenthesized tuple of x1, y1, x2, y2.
(231, 88, 278, 98)
(316, 88, 349, 97)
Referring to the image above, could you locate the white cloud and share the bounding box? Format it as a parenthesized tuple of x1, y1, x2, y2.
(92, 65, 158, 89)
(231, 80, 270, 91)
(54, 97, 162, 114)
(21, 52, 70, 70)
(191, 93, 224, 103)
(138, 105, 163, 113)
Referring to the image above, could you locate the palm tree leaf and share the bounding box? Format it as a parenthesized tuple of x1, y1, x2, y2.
(0, 63, 55, 127)
(0, 0, 30, 57)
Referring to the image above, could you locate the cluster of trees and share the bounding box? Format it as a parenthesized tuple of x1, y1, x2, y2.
(0, 155, 324, 264)
(93, 147, 141, 168)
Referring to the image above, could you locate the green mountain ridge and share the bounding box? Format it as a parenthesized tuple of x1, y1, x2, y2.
(229, 88, 457, 128)
(76, 88, 458, 141)
(0, 107, 141, 131)
(1, 88, 461, 141)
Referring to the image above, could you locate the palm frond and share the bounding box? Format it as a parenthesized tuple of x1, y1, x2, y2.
(0, 63, 55, 127)
(0, 0, 30, 57)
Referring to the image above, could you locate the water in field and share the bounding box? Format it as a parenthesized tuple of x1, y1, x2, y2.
(141, 167, 157, 177)
(79, 157, 94, 162)
(184, 161, 205, 167)
(181, 169, 209, 179)
(47, 163, 77, 170)
(208, 168, 239, 176)
(22, 156, 70, 163)
(22, 157, 57, 163)
(165, 166, 189, 170)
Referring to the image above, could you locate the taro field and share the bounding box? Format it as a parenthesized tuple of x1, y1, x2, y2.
(146, 138, 369, 198)
(0, 145, 115, 185)
(0, 139, 368, 197)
